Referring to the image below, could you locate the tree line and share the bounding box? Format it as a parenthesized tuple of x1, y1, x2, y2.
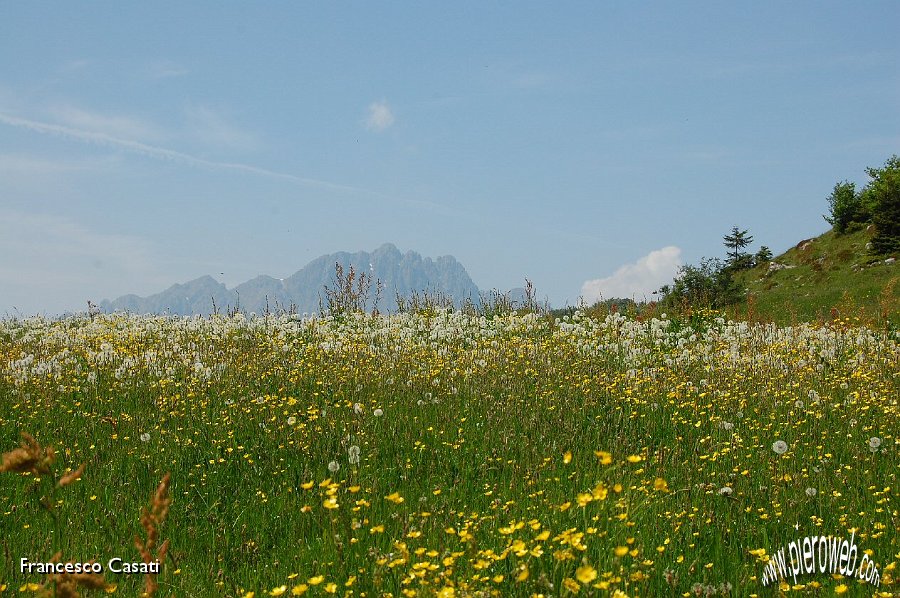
(825, 155, 900, 253)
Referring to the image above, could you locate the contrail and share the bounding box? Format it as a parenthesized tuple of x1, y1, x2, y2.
(0, 111, 451, 213)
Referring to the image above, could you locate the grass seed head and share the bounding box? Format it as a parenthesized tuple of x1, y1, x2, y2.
(0, 432, 55, 475)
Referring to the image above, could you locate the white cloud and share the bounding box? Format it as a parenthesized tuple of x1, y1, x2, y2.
(0, 109, 451, 214)
(581, 246, 682, 303)
(183, 104, 259, 151)
(0, 111, 363, 193)
(365, 101, 395, 131)
(48, 105, 165, 142)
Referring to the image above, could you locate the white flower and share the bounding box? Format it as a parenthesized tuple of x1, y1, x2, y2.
(140, 433, 151, 442)
(287, 416, 297, 426)
(373, 408, 384, 417)
(772, 440, 789, 455)
(720, 421, 734, 431)
(328, 460, 340, 473)
(805, 487, 817, 497)
(719, 486, 733, 496)
(869, 437, 882, 449)
(353, 402, 363, 414)
(794, 400, 804, 409)
(348, 445, 361, 465)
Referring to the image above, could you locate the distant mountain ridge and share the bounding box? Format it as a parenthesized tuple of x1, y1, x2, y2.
(100, 243, 482, 316)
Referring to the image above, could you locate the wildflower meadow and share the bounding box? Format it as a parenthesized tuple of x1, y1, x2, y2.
(0, 309, 897, 596)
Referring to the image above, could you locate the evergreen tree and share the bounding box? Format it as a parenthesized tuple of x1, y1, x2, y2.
(723, 226, 754, 267)
(864, 156, 900, 254)
(755, 246, 773, 263)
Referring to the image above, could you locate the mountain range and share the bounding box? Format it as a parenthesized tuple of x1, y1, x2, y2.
(100, 243, 483, 316)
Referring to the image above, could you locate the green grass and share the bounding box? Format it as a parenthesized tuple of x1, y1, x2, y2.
(729, 227, 899, 325)
(0, 312, 897, 597)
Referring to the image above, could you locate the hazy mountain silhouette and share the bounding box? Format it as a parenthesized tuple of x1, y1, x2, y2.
(100, 243, 481, 315)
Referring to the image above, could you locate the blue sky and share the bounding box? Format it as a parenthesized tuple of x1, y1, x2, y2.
(1, 2, 898, 315)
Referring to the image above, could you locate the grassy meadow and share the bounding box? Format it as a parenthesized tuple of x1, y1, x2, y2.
(730, 228, 899, 326)
(0, 309, 897, 597)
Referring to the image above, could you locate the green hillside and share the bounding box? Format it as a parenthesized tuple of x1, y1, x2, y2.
(730, 226, 899, 325)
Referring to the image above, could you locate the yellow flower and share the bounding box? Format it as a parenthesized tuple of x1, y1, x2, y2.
(385, 492, 405, 504)
(834, 585, 848, 594)
(563, 451, 572, 464)
(322, 497, 339, 509)
(300, 481, 314, 489)
(291, 585, 308, 596)
(437, 588, 455, 598)
(614, 546, 629, 557)
(516, 566, 529, 581)
(270, 586, 287, 596)
(563, 577, 580, 593)
(592, 483, 608, 500)
(653, 478, 669, 491)
(626, 455, 642, 463)
(594, 451, 613, 464)
(307, 576, 324, 586)
(576, 565, 597, 584)
(370, 524, 385, 533)
(324, 583, 337, 594)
